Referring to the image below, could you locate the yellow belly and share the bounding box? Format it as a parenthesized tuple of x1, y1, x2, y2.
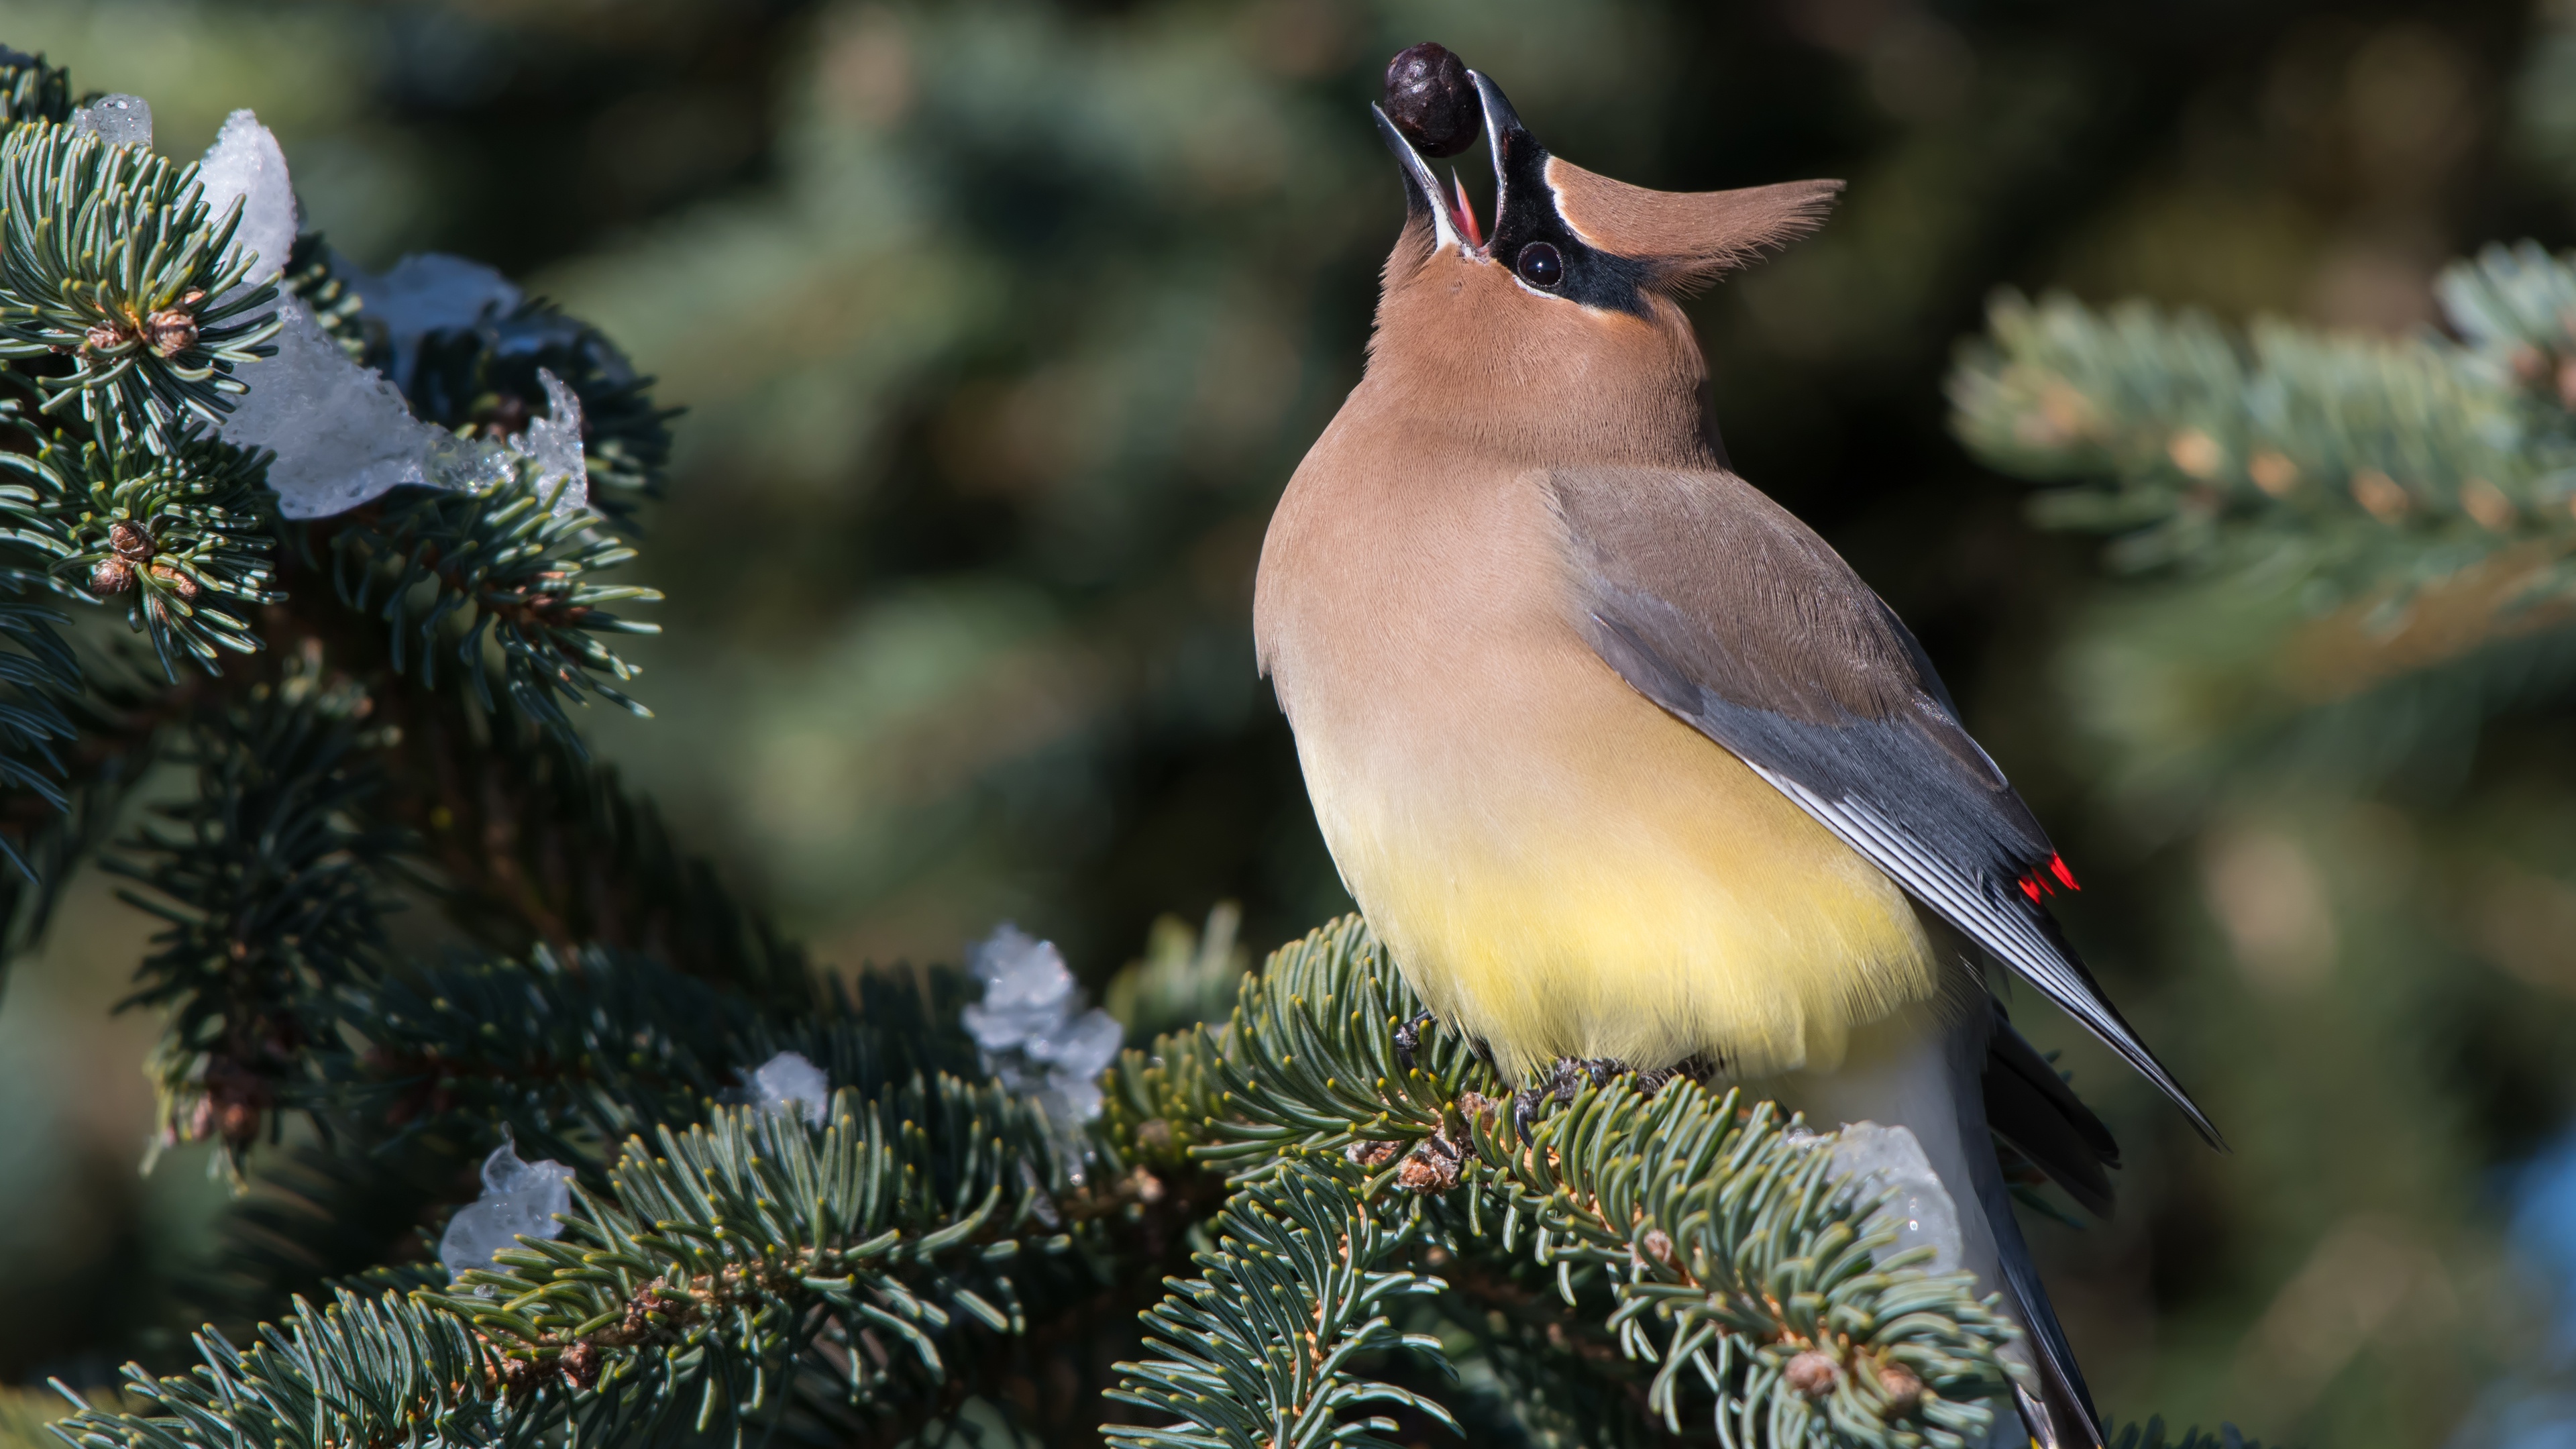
(1305, 680, 1940, 1082)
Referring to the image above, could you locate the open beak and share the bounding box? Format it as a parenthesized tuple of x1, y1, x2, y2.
(1373, 103, 1470, 252)
(1375, 72, 1540, 260)
(1468, 71, 1540, 255)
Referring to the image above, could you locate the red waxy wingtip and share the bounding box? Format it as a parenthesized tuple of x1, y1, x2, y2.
(2049, 853, 2079, 891)
(2019, 877, 2044, 904)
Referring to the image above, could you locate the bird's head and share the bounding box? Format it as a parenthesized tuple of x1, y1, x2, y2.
(1362, 47, 1840, 462)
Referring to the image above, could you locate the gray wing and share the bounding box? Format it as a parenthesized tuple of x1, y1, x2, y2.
(1548, 465, 2218, 1145)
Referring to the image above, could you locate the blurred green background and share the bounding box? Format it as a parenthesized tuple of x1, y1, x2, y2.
(5, 0, 2576, 1444)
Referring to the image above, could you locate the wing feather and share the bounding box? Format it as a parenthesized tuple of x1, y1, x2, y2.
(1550, 466, 2220, 1146)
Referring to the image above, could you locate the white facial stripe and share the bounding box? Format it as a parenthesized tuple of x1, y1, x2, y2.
(1539, 155, 1613, 252)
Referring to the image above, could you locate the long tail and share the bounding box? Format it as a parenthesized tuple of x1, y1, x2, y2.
(1770, 1003, 2117, 1449)
(1980, 1005, 2122, 1447)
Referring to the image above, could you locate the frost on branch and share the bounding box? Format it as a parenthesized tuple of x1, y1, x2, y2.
(962, 923, 1122, 1123)
(438, 1141, 575, 1280)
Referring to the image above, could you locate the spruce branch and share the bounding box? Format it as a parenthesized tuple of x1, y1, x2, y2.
(325, 460, 661, 748)
(0, 557, 78, 833)
(1421, 1255, 1675, 1449)
(1101, 918, 2023, 1449)
(180, 1137, 471, 1338)
(354, 685, 814, 1006)
(3, 425, 280, 676)
(58, 1075, 1181, 1449)
(1950, 288, 2553, 577)
(105, 648, 405, 1173)
(423, 1086, 1102, 1445)
(1949, 256, 2576, 792)
(405, 299, 678, 530)
(0, 119, 281, 447)
(1106, 1170, 1457, 1449)
(334, 945, 754, 1163)
(0, 649, 186, 983)
(1440, 1082, 2017, 1448)
(325, 945, 991, 1177)
(2440, 239, 2576, 395)
(46, 1288, 509, 1449)
(0, 48, 70, 127)
(1101, 914, 1485, 1173)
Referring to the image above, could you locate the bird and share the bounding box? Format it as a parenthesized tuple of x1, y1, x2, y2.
(1251, 46, 2218, 1449)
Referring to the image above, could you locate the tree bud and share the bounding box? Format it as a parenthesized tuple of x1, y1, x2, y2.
(1784, 1350, 1840, 1398)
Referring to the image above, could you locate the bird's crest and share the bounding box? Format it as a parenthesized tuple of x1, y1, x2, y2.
(1546, 164, 1842, 295)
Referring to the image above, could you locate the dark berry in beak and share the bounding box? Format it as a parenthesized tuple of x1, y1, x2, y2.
(1384, 43, 1481, 158)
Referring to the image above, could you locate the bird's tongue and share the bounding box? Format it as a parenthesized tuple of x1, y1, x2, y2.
(1450, 172, 1483, 248)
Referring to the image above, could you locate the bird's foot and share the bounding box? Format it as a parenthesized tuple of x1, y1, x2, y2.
(1551, 1057, 1619, 1104)
(1509, 1058, 1625, 1143)
(1392, 1010, 1436, 1073)
(1631, 1054, 1718, 1098)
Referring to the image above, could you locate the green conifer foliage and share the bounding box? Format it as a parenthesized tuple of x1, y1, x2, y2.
(0, 120, 280, 443)
(1950, 246, 2576, 797)
(0, 41, 2291, 1449)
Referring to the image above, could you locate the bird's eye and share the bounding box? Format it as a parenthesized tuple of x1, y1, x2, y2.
(1515, 241, 1563, 288)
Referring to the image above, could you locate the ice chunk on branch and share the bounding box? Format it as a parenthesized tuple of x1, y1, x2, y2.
(516, 368, 588, 517)
(1827, 1121, 1965, 1275)
(69, 93, 150, 148)
(188, 111, 592, 519)
(963, 924, 1123, 1123)
(350, 253, 523, 390)
(747, 1050, 830, 1126)
(438, 1142, 575, 1279)
(218, 299, 515, 518)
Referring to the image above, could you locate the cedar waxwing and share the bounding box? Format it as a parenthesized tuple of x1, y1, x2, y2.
(1252, 48, 2220, 1449)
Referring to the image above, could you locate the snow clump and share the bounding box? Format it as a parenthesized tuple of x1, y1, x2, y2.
(219, 299, 515, 518)
(194, 110, 537, 518)
(194, 110, 294, 292)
